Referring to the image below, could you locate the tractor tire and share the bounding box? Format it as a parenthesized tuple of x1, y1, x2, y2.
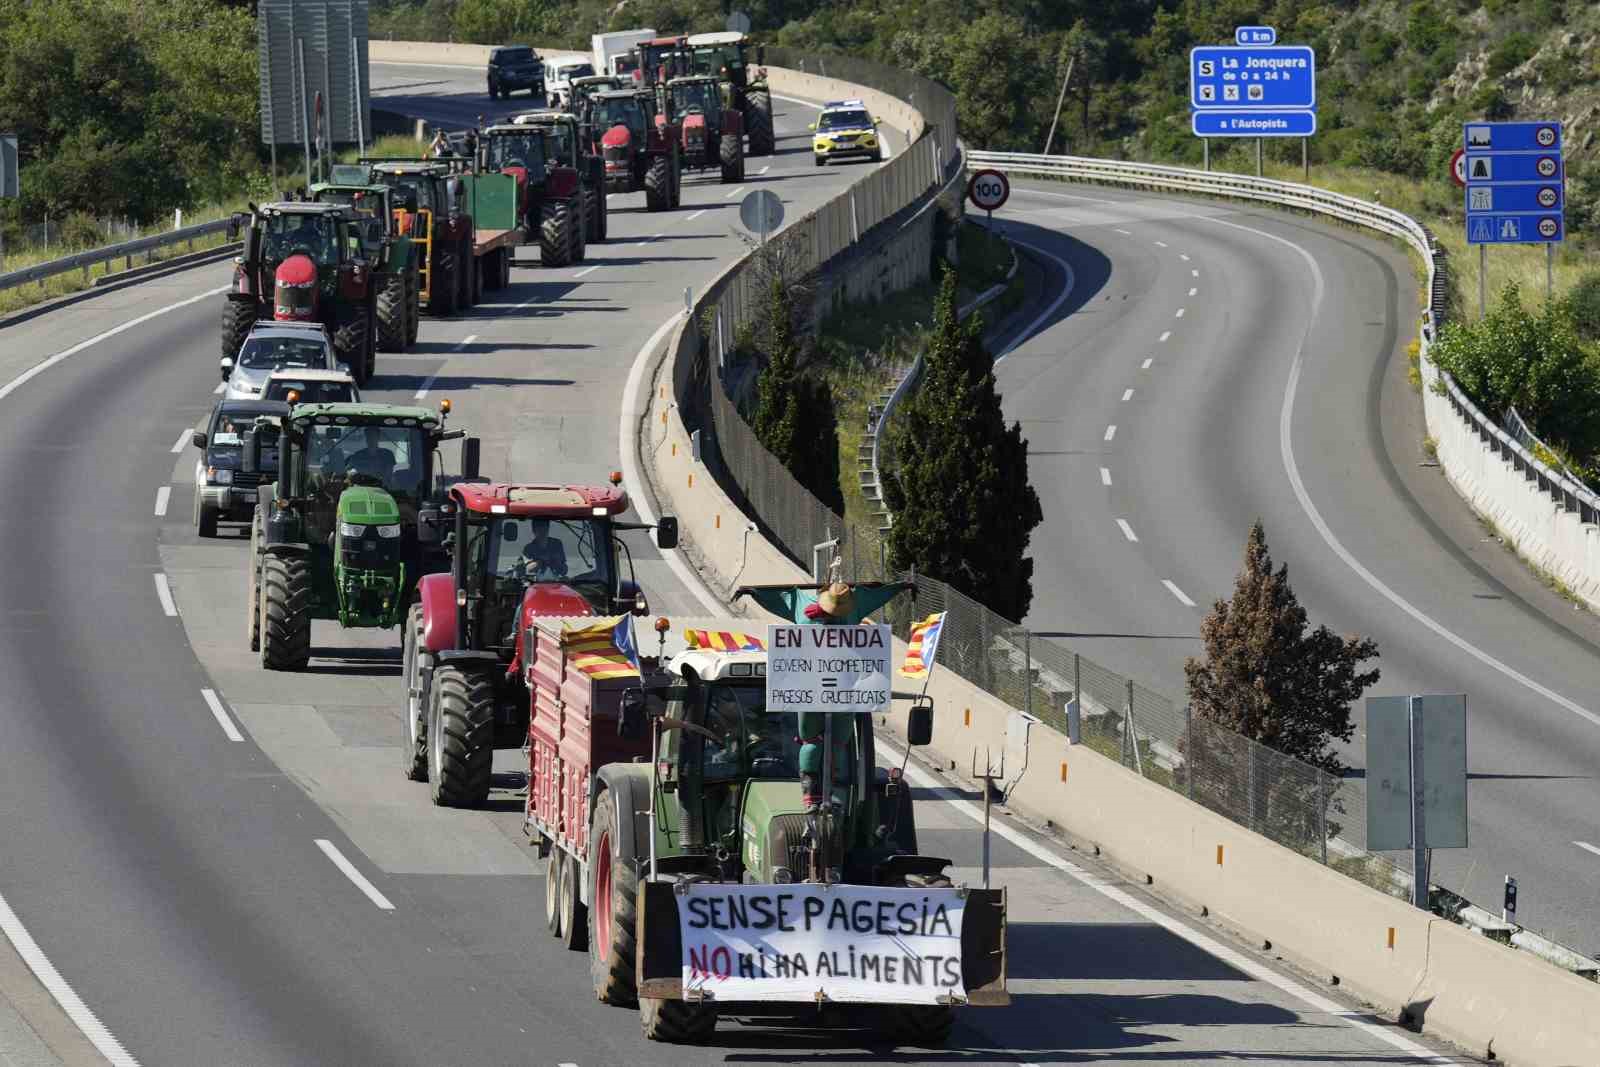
(220, 297, 255, 360)
(457, 239, 474, 309)
(364, 303, 378, 381)
(744, 89, 775, 157)
(426, 663, 495, 807)
(719, 132, 743, 184)
(643, 155, 671, 212)
(539, 200, 575, 267)
(433, 252, 458, 317)
(334, 316, 370, 386)
(884, 1004, 954, 1047)
(587, 789, 640, 1005)
(246, 516, 262, 652)
(405, 271, 421, 344)
(560, 852, 587, 952)
(670, 148, 683, 208)
(544, 846, 564, 936)
(376, 272, 407, 352)
(640, 997, 718, 1044)
(482, 249, 503, 292)
(470, 249, 484, 306)
(401, 603, 428, 782)
(259, 553, 311, 671)
(194, 491, 218, 538)
(571, 192, 587, 264)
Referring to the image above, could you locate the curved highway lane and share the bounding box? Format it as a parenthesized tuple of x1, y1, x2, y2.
(991, 179, 1600, 954)
(0, 67, 1468, 1065)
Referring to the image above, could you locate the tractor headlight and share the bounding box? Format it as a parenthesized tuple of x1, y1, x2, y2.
(376, 524, 402, 539)
(340, 522, 364, 539)
(207, 468, 233, 485)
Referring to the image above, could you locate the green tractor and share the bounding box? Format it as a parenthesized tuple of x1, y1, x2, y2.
(685, 31, 774, 157)
(363, 159, 478, 318)
(311, 169, 421, 353)
(241, 400, 481, 671)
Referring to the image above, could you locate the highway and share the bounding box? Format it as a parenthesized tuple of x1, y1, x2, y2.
(0, 64, 1468, 1064)
(990, 180, 1600, 956)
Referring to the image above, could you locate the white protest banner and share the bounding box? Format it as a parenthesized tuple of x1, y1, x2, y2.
(678, 883, 966, 1004)
(766, 623, 892, 715)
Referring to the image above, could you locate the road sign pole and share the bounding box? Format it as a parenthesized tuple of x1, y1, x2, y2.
(1256, 138, 1263, 177)
(1302, 137, 1308, 181)
(1547, 243, 1554, 303)
(297, 37, 313, 190)
(1203, 139, 1209, 172)
(1479, 245, 1487, 319)
(1409, 695, 1429, 911)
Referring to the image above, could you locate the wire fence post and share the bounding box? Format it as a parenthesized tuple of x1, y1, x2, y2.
(1068, 653, 1081, 744)
(1184, 704, 1194, 801)
(1123, 679, 1143, 776)
(1317, 772, 1329, 865)
(1024, 630, 1033, 721)
(1247, 740, 1259, 834)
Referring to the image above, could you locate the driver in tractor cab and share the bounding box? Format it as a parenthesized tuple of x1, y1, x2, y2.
(518, 518, 568, 577)
(345, 426, 396, 482)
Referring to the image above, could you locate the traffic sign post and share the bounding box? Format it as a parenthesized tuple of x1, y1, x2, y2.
(1463, 120, 1564, 310)
(1190, 30, 1316, 178)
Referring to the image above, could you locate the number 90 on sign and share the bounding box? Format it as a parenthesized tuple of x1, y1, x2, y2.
(967, 169, 1010, 212)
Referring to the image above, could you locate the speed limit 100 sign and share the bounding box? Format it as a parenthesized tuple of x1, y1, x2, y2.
(968, 169, 1010, 212)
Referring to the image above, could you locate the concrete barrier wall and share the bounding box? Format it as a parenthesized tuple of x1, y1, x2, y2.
(369, 41, 587, 67)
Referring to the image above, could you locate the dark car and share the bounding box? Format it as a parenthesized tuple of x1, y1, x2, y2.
(488, 45, 544, 100)
(190, 399, 289, 537)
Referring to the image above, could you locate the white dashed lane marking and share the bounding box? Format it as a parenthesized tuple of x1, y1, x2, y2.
(1163, 580, 1196, 607)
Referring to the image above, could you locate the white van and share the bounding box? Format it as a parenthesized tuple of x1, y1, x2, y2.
(544, 55, 596, 108)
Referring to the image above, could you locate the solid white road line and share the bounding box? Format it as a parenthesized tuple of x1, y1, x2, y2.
(154, 573, 177, 617)
(0, 287, 228, 409)
(1141, 358, 1153, 370)
(1158, 330, 1171, 342)
(169, 430, 189, 454)
(1103, 425, 1117, 443)
(687, 209, 706, 221)
(201, 688, 245, 743)
(315, 840, 395, 911)
(1175, 307, 1185, 318)
(877, 740, 1455, 1065)
(413, 335, 477, 400)
(0, 891, 141, 1066)
(1163, 579, 1196, 607)
(1100, 467, 1112, 486)
(1117, 519, 1139, 543)
(1575, 841, 1600, 859)
(154, 486, 171, 517)
(995, 238, 1075, 361)
(574, 265, 600, 278)
(1122, 388, 1134, 402)
(1198, 213, 1600, 731)
(724, 186, 745, 199)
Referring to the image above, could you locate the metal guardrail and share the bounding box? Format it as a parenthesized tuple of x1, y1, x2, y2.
(0, 218, 234, 295)
(965, 149, 1600, 527)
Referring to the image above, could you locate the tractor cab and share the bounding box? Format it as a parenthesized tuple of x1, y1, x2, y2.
(634, 34, 690, 89)
(685, 30, 764, 90)
(569, 74, 623, 119)
(669, 74, 722, 120)
(512, 110, 582, 169)
(238, 203, 363, 324)
(309, 181, 397, 257)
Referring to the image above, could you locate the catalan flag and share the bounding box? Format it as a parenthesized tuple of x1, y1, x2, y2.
(562, 616, 642, 679)
(683, 628, 765, 653)
(898, 612, 946, 678)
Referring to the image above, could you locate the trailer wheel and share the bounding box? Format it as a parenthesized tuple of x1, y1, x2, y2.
(539, 200, 575, 267)
(560, 852, 587, 952)
(260, 553, 311, 670)
(401, 603, 428, 781)
(434, 251, 458, 316)
(544, 845, 563, 936)
(220, 296, 255, 360)
(470, 244, 484, 306)
(376, 271, 407, 352)
(885, 1004, 954, 1047)
(640, 997, 717, 1044)
(427, 663, 495, 807)
(587, 789, 639, 1004)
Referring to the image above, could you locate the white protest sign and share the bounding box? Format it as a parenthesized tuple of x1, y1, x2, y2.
(766, 624, 891, 714)
(679, 883, 967, 1004)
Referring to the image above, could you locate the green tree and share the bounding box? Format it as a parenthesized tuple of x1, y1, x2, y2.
(882, 268, 1042, 621)
(1185, 521, 1380, 777)
(747, 277, 842, 510)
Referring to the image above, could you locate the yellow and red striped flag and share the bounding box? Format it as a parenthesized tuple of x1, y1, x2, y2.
(684, 628, 765, 653)
(898, 612, 947, 678)
(561, 616, 641, 679)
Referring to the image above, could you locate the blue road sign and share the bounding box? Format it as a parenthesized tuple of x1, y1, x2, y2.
(1192, 109, 1316, 138)
(1191, 46, 1316, 110)
(1235, 26, 1276, 45)
(1464, 120, 1564, 244)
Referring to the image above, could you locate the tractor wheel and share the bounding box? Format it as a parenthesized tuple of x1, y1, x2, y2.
(220, 297, 255, 360)
(470, 249, 484, 306)
(643, 155, 671, 212)
(560, 852, 587, 952)
(426, 663, 495, 807)
(401, 603, 428, 782)
(482, 249, 502, 292)
(719, 132, 742, 184)
(571, 192, 587, 264)
(246, 516, 261, 652)
(334, 316, 370, 385)
(376, 272, 407, 352)
(434, 252, 458, 317)
(364, 303, 378, 382)
(194, 491, 218, 538)
(587, 788, 640, 1004)
(670, 148, 683, 208)
(884, 1005, 954, 1047)
(259, 553, 311, 671)
(405, 271, 421, 344)
(499, 246, 513, 288)
(640, 997, 718, 1044)
(744, 89, 775, 157)
(544, 846, 564, 936)
(539, 200, 575, 267)
(456, 240, 474, 309)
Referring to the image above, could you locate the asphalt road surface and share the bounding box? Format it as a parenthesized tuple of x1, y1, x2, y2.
(989, 179, 1600, 957)
(0, 65, 1470, 1064)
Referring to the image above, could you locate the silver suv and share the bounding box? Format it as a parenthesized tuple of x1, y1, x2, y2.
(222, 321, 343, 399)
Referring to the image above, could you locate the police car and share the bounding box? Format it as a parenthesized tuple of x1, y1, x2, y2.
(810, 99, 882, 167)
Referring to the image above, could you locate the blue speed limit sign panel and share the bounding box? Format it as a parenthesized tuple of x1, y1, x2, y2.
(1464, 121, 1564, 244)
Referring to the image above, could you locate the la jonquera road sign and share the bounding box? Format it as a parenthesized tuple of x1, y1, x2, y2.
(1190, 30, 1316, 139)
(967, 169, 1009, 212)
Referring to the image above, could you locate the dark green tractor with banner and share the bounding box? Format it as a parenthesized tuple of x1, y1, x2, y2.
(241, 400, 480, 670)
(312, 169, 421, 353)
(522, 579, 1007, 1046)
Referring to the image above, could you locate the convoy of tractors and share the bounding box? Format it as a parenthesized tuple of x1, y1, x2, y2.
(202, 29, 1005, 1048)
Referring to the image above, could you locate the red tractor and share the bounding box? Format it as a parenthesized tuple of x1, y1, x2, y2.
(591, 89, 682, 209)
(668, 74, 744, 183)
(221, 202, 378, 384)
(401, 479, 678, 807)
(480, 117, 597, 266)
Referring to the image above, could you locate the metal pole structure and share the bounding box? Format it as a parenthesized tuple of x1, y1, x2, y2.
(1042, 53, 1075, 156)
(1409, 695, 1429, 911)
(1023, 630, 1033, 721)
(1547, 243, 1554, 304)
(351, 36, 366, 157)
(1184, 704, 1194, 800)
(1479, 245, 1487, 319)
(1302, 137, 1308, 182)
(321, 42, 334, 185)
(296, 38, 313, 190)
(1203, 138, 1209, 172)
(1256, 137, 1263, 177)
(1069, 653, 1081, 744)
(1317, 773, 1329, 865)
(981, 759, 992, 889)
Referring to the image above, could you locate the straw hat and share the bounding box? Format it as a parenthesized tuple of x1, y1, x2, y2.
(815, 581, 854, 619)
